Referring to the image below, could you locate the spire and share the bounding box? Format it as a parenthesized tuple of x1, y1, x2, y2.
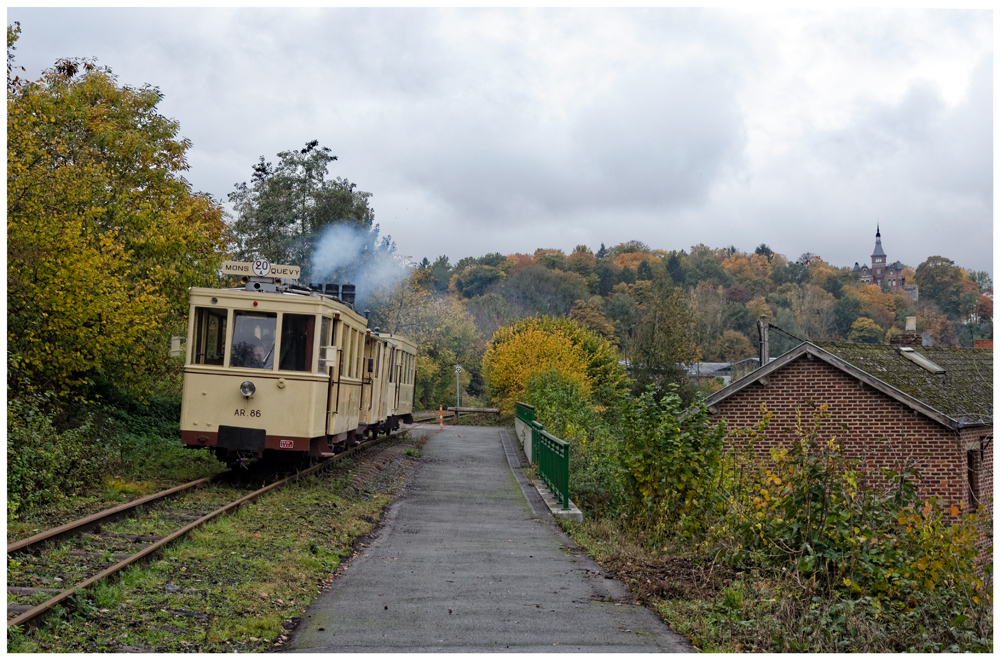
(871, 225, 886, 258)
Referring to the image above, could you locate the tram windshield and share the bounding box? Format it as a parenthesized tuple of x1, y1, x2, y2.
(278, 314, 315, 372)
(230, 312, 277, 369)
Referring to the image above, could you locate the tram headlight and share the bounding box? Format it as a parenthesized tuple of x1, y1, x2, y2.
(240, 380, 256, 398)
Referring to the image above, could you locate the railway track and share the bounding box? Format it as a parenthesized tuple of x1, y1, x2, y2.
(6, 435, 398, 630)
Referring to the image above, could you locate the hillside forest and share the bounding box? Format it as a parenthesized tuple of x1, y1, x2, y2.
(368, 238, 993, 410)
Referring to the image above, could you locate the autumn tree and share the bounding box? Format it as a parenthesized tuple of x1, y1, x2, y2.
(709, 329, 756, 362)
(367, 280, 480, 407)
(8, 44, 229, 396)
(569, 298, 617, 344)
(483, 316, 628, 414)
(848, 317, 884, 344)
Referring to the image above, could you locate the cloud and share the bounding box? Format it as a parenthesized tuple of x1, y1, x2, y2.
(6, 7, 992, 275)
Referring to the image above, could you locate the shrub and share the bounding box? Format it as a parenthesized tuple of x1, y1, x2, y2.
(622, 384, 726, 539)
(522, 369, 628, 517)
(7, 392, 104, 519)
(484, 324, 591, 414)
(712, 404, 992, 650)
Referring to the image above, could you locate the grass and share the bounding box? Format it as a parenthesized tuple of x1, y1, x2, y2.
(7, 440, 420, 653)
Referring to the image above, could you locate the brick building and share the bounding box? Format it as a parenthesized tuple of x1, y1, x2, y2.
(853, 226, 919, 301)
(703, 341, 993, 525)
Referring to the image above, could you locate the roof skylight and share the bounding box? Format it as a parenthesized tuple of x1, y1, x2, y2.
(897, 347, 945, 374)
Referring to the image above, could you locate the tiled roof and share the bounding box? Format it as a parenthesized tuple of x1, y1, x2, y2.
(816, 343, 993, 425)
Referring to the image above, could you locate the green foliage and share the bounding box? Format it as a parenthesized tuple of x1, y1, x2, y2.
(914, 256, 965, 319)
(626, 279, 700, 398)
(522, 370, 628, 517)
(622, 385, 725, 538)
(229, 140, 385, 280)
(7, 392, 101, 518)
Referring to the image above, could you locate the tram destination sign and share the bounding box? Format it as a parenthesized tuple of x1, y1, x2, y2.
(221, 260, 301, 280)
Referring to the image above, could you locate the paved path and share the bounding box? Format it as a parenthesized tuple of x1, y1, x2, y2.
(289, 425, 692, 653)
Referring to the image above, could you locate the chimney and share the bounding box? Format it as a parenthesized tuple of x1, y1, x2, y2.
(891, 316, 922, 347)
(341, 283, 356, 307)
(757, 317, 769, 367)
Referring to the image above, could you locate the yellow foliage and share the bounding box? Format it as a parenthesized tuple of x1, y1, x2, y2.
(8, 59, 229, 396)
(482, 326, 591, 414)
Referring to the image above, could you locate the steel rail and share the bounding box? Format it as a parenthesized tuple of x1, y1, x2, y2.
(7, 435, 391, 630)
(7, 478, 212, 556)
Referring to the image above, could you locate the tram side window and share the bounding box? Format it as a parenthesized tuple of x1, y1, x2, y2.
(279, 314, 315, 372)
(343, 328, 354, 378)
(318, 317, 332, 372)
(193, 307, 228, 365)
(230, 311, 278, 369)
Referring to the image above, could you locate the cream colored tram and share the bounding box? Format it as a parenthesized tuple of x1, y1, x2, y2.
(359, 332, 416, 437)
(180, 277, 415, 465)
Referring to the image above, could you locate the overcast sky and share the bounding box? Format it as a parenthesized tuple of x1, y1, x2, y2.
(7, 8, 994, 275)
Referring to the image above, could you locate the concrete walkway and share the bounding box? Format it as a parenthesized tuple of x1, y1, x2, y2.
(288, 424, 693, 653)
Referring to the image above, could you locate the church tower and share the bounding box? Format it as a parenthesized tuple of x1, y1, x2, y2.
(871, 225, 886, 281)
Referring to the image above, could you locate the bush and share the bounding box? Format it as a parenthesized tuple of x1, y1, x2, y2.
(484, 315, 629, 415)
(7, 392, 104, 519)
(622, 384, 726, 539)
(712, 404, 992, 650)
(522, 369, 628, 517)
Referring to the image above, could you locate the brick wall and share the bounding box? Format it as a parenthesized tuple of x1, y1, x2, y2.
(711, 356, 992, 518)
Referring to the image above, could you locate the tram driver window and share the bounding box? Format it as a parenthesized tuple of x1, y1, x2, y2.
(279, 314, 315, 372)
(230, 311, 278, 369)
(193, 307, 228, 366)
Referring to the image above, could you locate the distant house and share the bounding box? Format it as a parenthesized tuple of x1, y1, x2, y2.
(703, 340, 993, 533)
(682, 362, 733, 385)
(852, 226, 918, 301)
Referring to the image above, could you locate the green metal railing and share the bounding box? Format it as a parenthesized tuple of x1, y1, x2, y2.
(533, 423, 570, 510)
(515, 401, 571, 510)
(515, 401, 535, 426)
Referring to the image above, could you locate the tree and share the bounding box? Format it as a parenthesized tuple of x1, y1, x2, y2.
(452, 265, 503, 298)
(498, 265, 589, 318)
(709, 329, 755, 362)
(975, 294, 993, 323)
(754, 243, 774, 262)
(483, 316, 628, 414)
(833, 296, 862, 338)
(628, 280, 700, 397)
(229, 141, 389, 282)
(367, 280, 479, 408)
(848, 317, 884, 344)
(636, 260, 654, 281)
(483, 324, 592, 414)
(968, 270, 992, 293)
(665, 252, 686, 285)
(569, 298, 617, 344)
(914, 256, 965, 319)
(429, 255, 452, 292)
(8, 47, 228, 396)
